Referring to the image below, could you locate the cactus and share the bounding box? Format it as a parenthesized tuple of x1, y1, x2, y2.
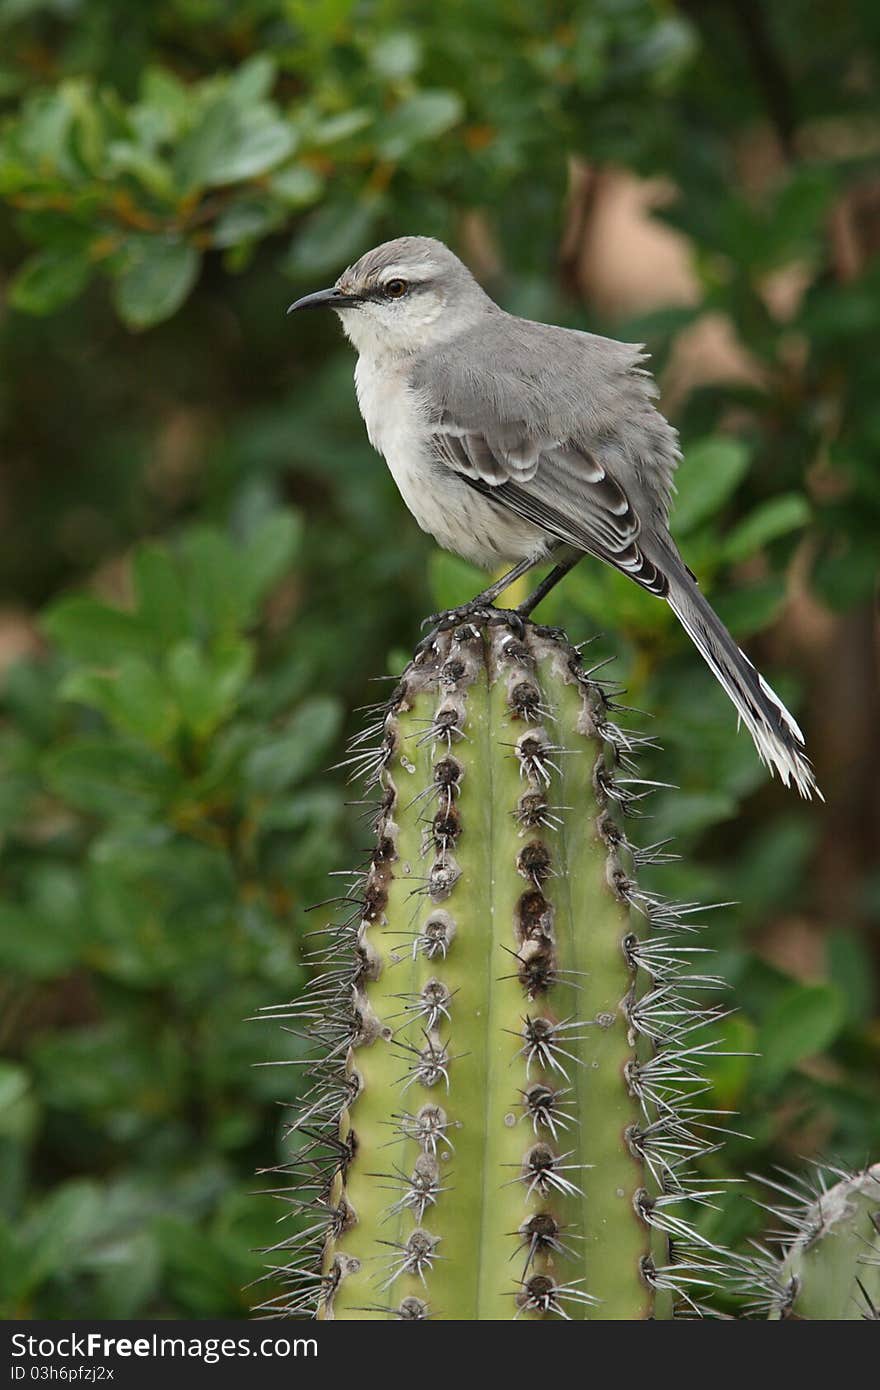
(747, 1163, 880, 1320)
(260, 614, 729, 1319)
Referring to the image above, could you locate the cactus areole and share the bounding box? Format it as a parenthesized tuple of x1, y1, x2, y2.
(265, 616, 725, 1319)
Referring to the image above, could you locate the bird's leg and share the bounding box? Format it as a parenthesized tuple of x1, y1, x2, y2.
(517, 554, 582, 618)
(418, 555, 539, 640)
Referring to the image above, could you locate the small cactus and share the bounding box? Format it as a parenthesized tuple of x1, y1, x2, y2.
(749, 1163, 880, 1320)
(261, 615, 728, 1319)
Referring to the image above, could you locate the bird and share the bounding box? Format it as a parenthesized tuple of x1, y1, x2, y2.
(288, 234, 817, 797)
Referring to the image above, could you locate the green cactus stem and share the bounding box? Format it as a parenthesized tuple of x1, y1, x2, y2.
(753, 1163, 880, 1320)
(262, 615, 727, 1320)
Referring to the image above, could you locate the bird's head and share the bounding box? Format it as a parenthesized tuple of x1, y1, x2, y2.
(287, 235, 491, 356)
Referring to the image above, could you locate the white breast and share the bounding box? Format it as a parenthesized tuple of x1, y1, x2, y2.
(353, 353, 547, 570)
(354, 354, 439, 530)
(355, 357, 424, 478)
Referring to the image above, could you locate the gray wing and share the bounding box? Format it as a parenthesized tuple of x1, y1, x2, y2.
(413, 315, 681, 596)
(430, 426, 669, 595)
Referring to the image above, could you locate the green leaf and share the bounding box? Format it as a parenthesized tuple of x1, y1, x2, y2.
(285, 198, 380, 277)
(173, 98, 237, 190)
(243, 696, 342, 794)
(370, 32, 422, 79)
(156, 1216, 251, 1315)
(29, 1018, 177, 1117)
(174, 99, 296, 190)
(255, 785, 340, 833)
(204, 109, 297, 185)
(651, 789, 737, 836)
(105, 141, 174, 198)
(564, 558, 676, 633)
(239, 512, 302, 609)
(22, 1181, 105, 1289)
(757, 983, 845, 1086)
(429, 550, 486, 612)
(8, 249, 92, 315)
(132, 545, 189, 646)
(672, 437, 751, 534)
(226, 55, 278, 107)
(178, 527, 247, 637)
(308, 109, 373, 146)
(702, 1015, 757, 1107)
(0, 1060, 37, 1144)
(722, 493, 811, 563)
(713, 578, 786, 637)
(61, 657, 179, 745)
(763, 169, 836, 268)
(14, 87, 75, 169)
(42, 596, 155, 664)
(212, 197, 282, 249)
(375, 90, 463, 160)
(827, 930, 875, 1026)
(44, 739, 179, 816)
(90, 1229, 161, 1319)
(268, 164, 324, 208)
(813, 539, 878, 610)
(113, 237, 199, 330)
(165, 640, 253, 738)
(0, 897, 83, 980)
(0, 1064, 29, 1119)
(139, 67, 190, 137)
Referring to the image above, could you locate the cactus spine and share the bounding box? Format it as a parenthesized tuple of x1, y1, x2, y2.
(263, 616, 725, 1319)
(751, 1164, 880, 1319)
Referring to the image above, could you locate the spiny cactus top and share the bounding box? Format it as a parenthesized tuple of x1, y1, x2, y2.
(260, 616, 728, 1319)
(749, 1163, 880, 1320)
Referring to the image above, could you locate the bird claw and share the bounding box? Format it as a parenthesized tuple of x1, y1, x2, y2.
(419, 603, 475, 633)
(416, 603, 527, 657)
(489, 607, 527, 638)
(416, 604, 482, 657)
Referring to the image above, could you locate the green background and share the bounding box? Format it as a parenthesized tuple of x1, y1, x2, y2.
(0, 0, 878, 1317)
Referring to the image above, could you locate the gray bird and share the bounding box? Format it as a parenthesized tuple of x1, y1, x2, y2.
(288, 235, 817, 797)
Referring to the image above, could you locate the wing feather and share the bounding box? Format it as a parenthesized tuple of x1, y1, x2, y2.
(411, 310, 680, 597)
(426, 425, 669, 595)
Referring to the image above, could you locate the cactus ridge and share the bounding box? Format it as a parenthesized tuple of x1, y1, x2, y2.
(258, 616, 734, 1319)
(742, 1162, 880, 1319)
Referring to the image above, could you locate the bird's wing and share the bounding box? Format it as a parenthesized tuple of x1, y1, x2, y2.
(426, 410, 670, 596)
(412, 314, 679, 594)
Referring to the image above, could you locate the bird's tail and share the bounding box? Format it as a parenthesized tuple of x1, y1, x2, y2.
(665, 568, 819, 799)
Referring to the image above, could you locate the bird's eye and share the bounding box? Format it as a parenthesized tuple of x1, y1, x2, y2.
(384, 278, 408, 298)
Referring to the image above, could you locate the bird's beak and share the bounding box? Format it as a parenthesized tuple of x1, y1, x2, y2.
(286, 286, 362, 314)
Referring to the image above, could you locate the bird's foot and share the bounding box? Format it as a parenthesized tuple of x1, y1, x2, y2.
(415, 602, 489, 658)
(415, 602, 526, 658)
(483, 606, 527, 638)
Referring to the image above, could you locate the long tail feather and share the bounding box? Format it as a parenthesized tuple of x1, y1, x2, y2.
(665, 573, 819, 799)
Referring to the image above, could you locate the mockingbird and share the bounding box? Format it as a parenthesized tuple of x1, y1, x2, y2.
(289, 235, 816, 797)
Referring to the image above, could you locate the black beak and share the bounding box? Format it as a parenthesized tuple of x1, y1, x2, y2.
(286, 286, 361, 314)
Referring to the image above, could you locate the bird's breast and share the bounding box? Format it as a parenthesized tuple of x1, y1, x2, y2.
(354, 354, 433, 505)
(355, 356, 423, 458)
(353, 353, 546, 569)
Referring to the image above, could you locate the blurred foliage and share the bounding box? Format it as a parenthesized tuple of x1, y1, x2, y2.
(0, 0, 878, 1315)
